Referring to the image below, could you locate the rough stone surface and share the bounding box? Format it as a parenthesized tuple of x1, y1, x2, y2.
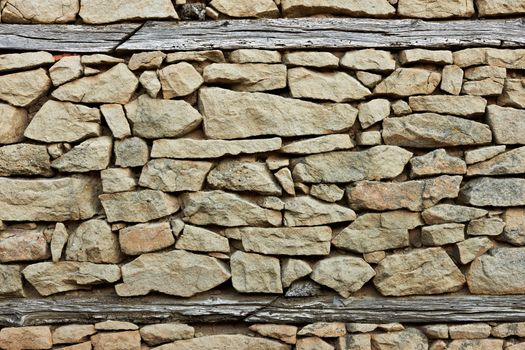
(373, 247, 466, 296)
(0, 326, 52, 350)
(159, 62, 203, 98)
(1, 0, 78, 23)
(296, 337, 334, 350)
(441, 64, 464, 95)
(383, 113, 491, 148)
(0, 68, 51, 107)
(139, 159, 212, 192)
(281, 134, 353, 155)
(358, 99, 390, 129)
(465, 145, 506, 164)
(0, 175, 100, 221)
(408, 95, 486, 117)
(467, 218, 505, 236)
(140, 323, 194, 346)
(50, 56, 83, 86)
(281, 258, 312, 288)
(499, 78, 525, 108)
(66, 219, 122, 263)
(204, 63, 286, 92)
(374, 68, 441, 97)
(116, 250, 230, 297)
(0, 143, 52, 176)
(175, 224, 229, 253)
(292, 145, 412, 183)
(398, 0, 474, 18)
(371, 328, 429, 350)
(455, 237, 494, 264)
(101, 104, 131, 139)
(128, 51, 166, 71)
(400, 49, 453, 65)
(422, 204, 487, 224)
(282, 0, 395, 17)
(0, 51, 53, 72)
(50, 223, 68, 262)
(52, 63, 138, 104)
(210, 0, 279, 17)
(0, 264, 24, 296)
(53, 324, 96, 344)
(284, 51, 339, 68)
(284, 196, 356, 226)
(119, 222, 174, 255)
(125, 94, 202, 139)
(501, 208, 525, 245)
(467, 247, 525, 294)
(249, 324, 297, 344)
(139, 70, 161, 98)
(447, 339, 504, 350)
(52, 136, 112, 172)
(199, 87, 357, 139)
(22, 261, 121, 296)
(459, 177, 525, 207)
(229, 49, 280, 63)
(310, 184, 345, 202)
(181, 190, 281, 227)
(421, 223, 465, 246)
(231, 251, 282, 293)
(100, 190, 180, 223)
(114, 137, 149, 168)
(341, 49, 396, 72)
(467, 146, 525, 176)
(477, 0, 525, 16)
(101, 168, 137, 193)
(79, 0, 178, 24)
(91, 331, 141, 350)
(0, 103, 28, 144)
(410, 149, 466, 177)
(153, 334, 290, 350)
(487, 105, 525, 144)
(310, 256, 375, 297)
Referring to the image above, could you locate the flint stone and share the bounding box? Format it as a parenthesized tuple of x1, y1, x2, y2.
(175, 224, 229, 253)
(501, 208, 525, 245)
(310, 256, 375, 297)
(421, 223, 465, 246)
(281, 259, 312, 288)
(373, 247, 465, 296)
(66, 219, 122, 264)
(455, 237, 494, 264)
(0, 103, 28, 144)
(125, 94, 202, 139)
(487, 105, 525, 144)
(422, 204, 487, 224)
(460, 177, 525, 206)
(465, 145, 506, 164)
(0, 175, 100, 221)
(52, 63, 138, 104)
(151, 137, 282, 159)
(139, 159, 212, 192)
(374, 68, 441, 97)
(499, 79, 525, 108)
(181, 190, 281, 227)
(383, 113, 492, 148)
(371, 329, 429, 350)
(52, 136, 112, 172)
(140, 323, 194, 346)
(284, 51, 339, 68)
(231, 251, 282, 293)
(341, 49, 395, 72)
(209, 0, 279, 17)
(199, 87, 357, 139)
(25, 100, 101, 143)
(0, 228, 50, 262)
(101, 168, 137, 193)
(22, 261, 120, 296)
(1, 0, 78, 23)
(53, 324, 97, 344)
(159, 62, 203, 98)
(0, 326, 52, 350)
(152, 334, 290, 350)
(284, 196, 356, 226)
(410, 149, 466, 177)
(292, 145, 412, 183)
(116, 250, 230, 297)
(288, 67, 370, 102)
(398, 0, 474, 18)
(408, 95, 486, 117)
(467, 248, 525, 294)
(119, 222, 175, 255)
(441, 65, 464, 95)
(204, 63, 286, 92)
(207, 159, 281, 195)
(0, 68, 51, 107)
(0, 264, 24, 296)
(281, 0, 395, 17)
(233, 226, 331, 255)
(0, 143, 52, 176)
(348, 175, 462, 211)
(79, 0, 178, 24)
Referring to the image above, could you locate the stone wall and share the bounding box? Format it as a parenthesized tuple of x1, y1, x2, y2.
(1, 15, 525, 348)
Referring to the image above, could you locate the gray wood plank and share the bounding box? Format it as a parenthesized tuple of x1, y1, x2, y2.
(1, 294, 525, 326)
(118, 18, 525, 51)
(0, 23, 140, 53)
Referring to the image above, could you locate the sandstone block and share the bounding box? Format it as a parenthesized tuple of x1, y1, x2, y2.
(49, 56, 83, 86)
(440, 64, 464, 95)
(100, 104, 131, 139)
(282, 0, 395, 17)
(371, 329, 428, 350)
(140, 323, 194, 346)
(175, 224, 229, 253)
(0, 326, 52, 350)
(204, 63, 286, 92)
(465, 145, 506, 164)
(209, 0, 279, 17)
(249, 324, 297, 344)
(422, 204, 487, 224)
(101, 168, 137, 193)
(153, 334, 290, 350)
(52, 136, 112, 172)
(446, 339, 503, 350)
(281, 134, 353, 155)
(50, 223, 69, 262)
(0, 144, 52, 176)
(128, 51, 166, 70)
(0, 228, 49, 263)
(408, 95, 486, 117)
(455, 237, 494, 264)
(398, 0, 474, 18)
(114, 137, 148, 168)
(0, 68, 51, 107)
(467, 218, 505, 236)
(284, 196, 356, 226)
(66, 219, 122, 263)
(501, 208, 525, 245)
(358, 99, 390, 129)
(421, 223, 465, 246)
(231, 251, 282, 293)
(284, 51, 339, 68)
(374, 68, 441, 97)
(340, 49, 395, 72)
(310, 184, 345, 202)
(80, 0, 177, 24)
(0, 51, 54, 72)
(281, 258, 312, 288)
(139, 70, 161, 97)
(499, 78, 525, 108)
(139, 159, 212, 192)
(477, 0, 525, 16)
(229, 49, 281, 63)
(53, 324, 97, 344)
(1, 0, 78, 23)
(91, 331, 141, 350)
(296, 337, 333, 350)
(119, 222, 174, 255)
(0, 264, 24, 296)
(487, 105, 525, 144)
(0, 103, 28, 144)
(460, 177, 525, 207)
(410, 149, 466, 177)
(159, 62, 203, 98)
(400, 49, 453, 65)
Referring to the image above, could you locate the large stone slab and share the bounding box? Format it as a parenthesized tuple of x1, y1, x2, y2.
(139, 159, 213, 192)
(383, 113, 492, 148)
(199, 87, 357, 139)
(234, 226, 331, 255)
(373, 247, 466, 296)
(1, 0, 78, 23)
(151, 138, 282, 159)
(204, 63, 286, 92)
(487, 105, 525, 144)
(460, 177, 525, 207)
(125, 94, 202, 139)
(119, 222, 175, 255)
(0, 326, 52, 350)
(341, 49, 395, 72)
(181, 190, 281, 227)
(79, 0, 178, 24)
(51, 136, 112, 173)
(374, 68, 441, 97)
(100, 190, 179, 223)
(284, 196, 356, 226)
(207, 159, 281, 195)
(281, 0, 395, 17)
(398, 0, 474, 18)
(467, 146, 525, 176)
(348, 175, 462, 211)
(288, 68, 370, 102)
(467, 248, 525, 294)
(292, 145, 412, 183)
(115, 250, 230, 297)
(66, 219, 122, 264)
(408, 95, 487, 117)
(154, 334, 290, 350)
(0, 51, 54, 72)
(0, 68, 51, 107)
(0, 103, 28, 144)
(280, 134, 354, 155)
(310, 256, 375, 297)
(0, 144, 52, 176)
(410, 149, 466, 177)
(0, 176, 100, 221)
(23, 261, 121, 296)
(422, 204, 487, 224)
(231, 251, 282, 293)
(24, 100, 101, 143)
(52, 63, 138, 104)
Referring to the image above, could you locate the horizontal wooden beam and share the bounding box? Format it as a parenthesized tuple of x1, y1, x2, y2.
(118, 18, 525, 51)
(0, 23, 140, 53)
(2, 294, 525, 326)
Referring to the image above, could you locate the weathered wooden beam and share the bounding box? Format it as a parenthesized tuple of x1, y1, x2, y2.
(0, 23, 140, 53)
(2, 294, 525, 326)
(118, 18, 525, 51)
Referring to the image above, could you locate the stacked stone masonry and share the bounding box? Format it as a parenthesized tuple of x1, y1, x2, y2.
(0, 0, 524, 23)
(3, 320, 525, 349)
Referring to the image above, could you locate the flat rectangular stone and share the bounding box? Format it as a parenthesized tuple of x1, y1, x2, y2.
(487, 105, 525, 144)
(0, 176, 100, 221)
